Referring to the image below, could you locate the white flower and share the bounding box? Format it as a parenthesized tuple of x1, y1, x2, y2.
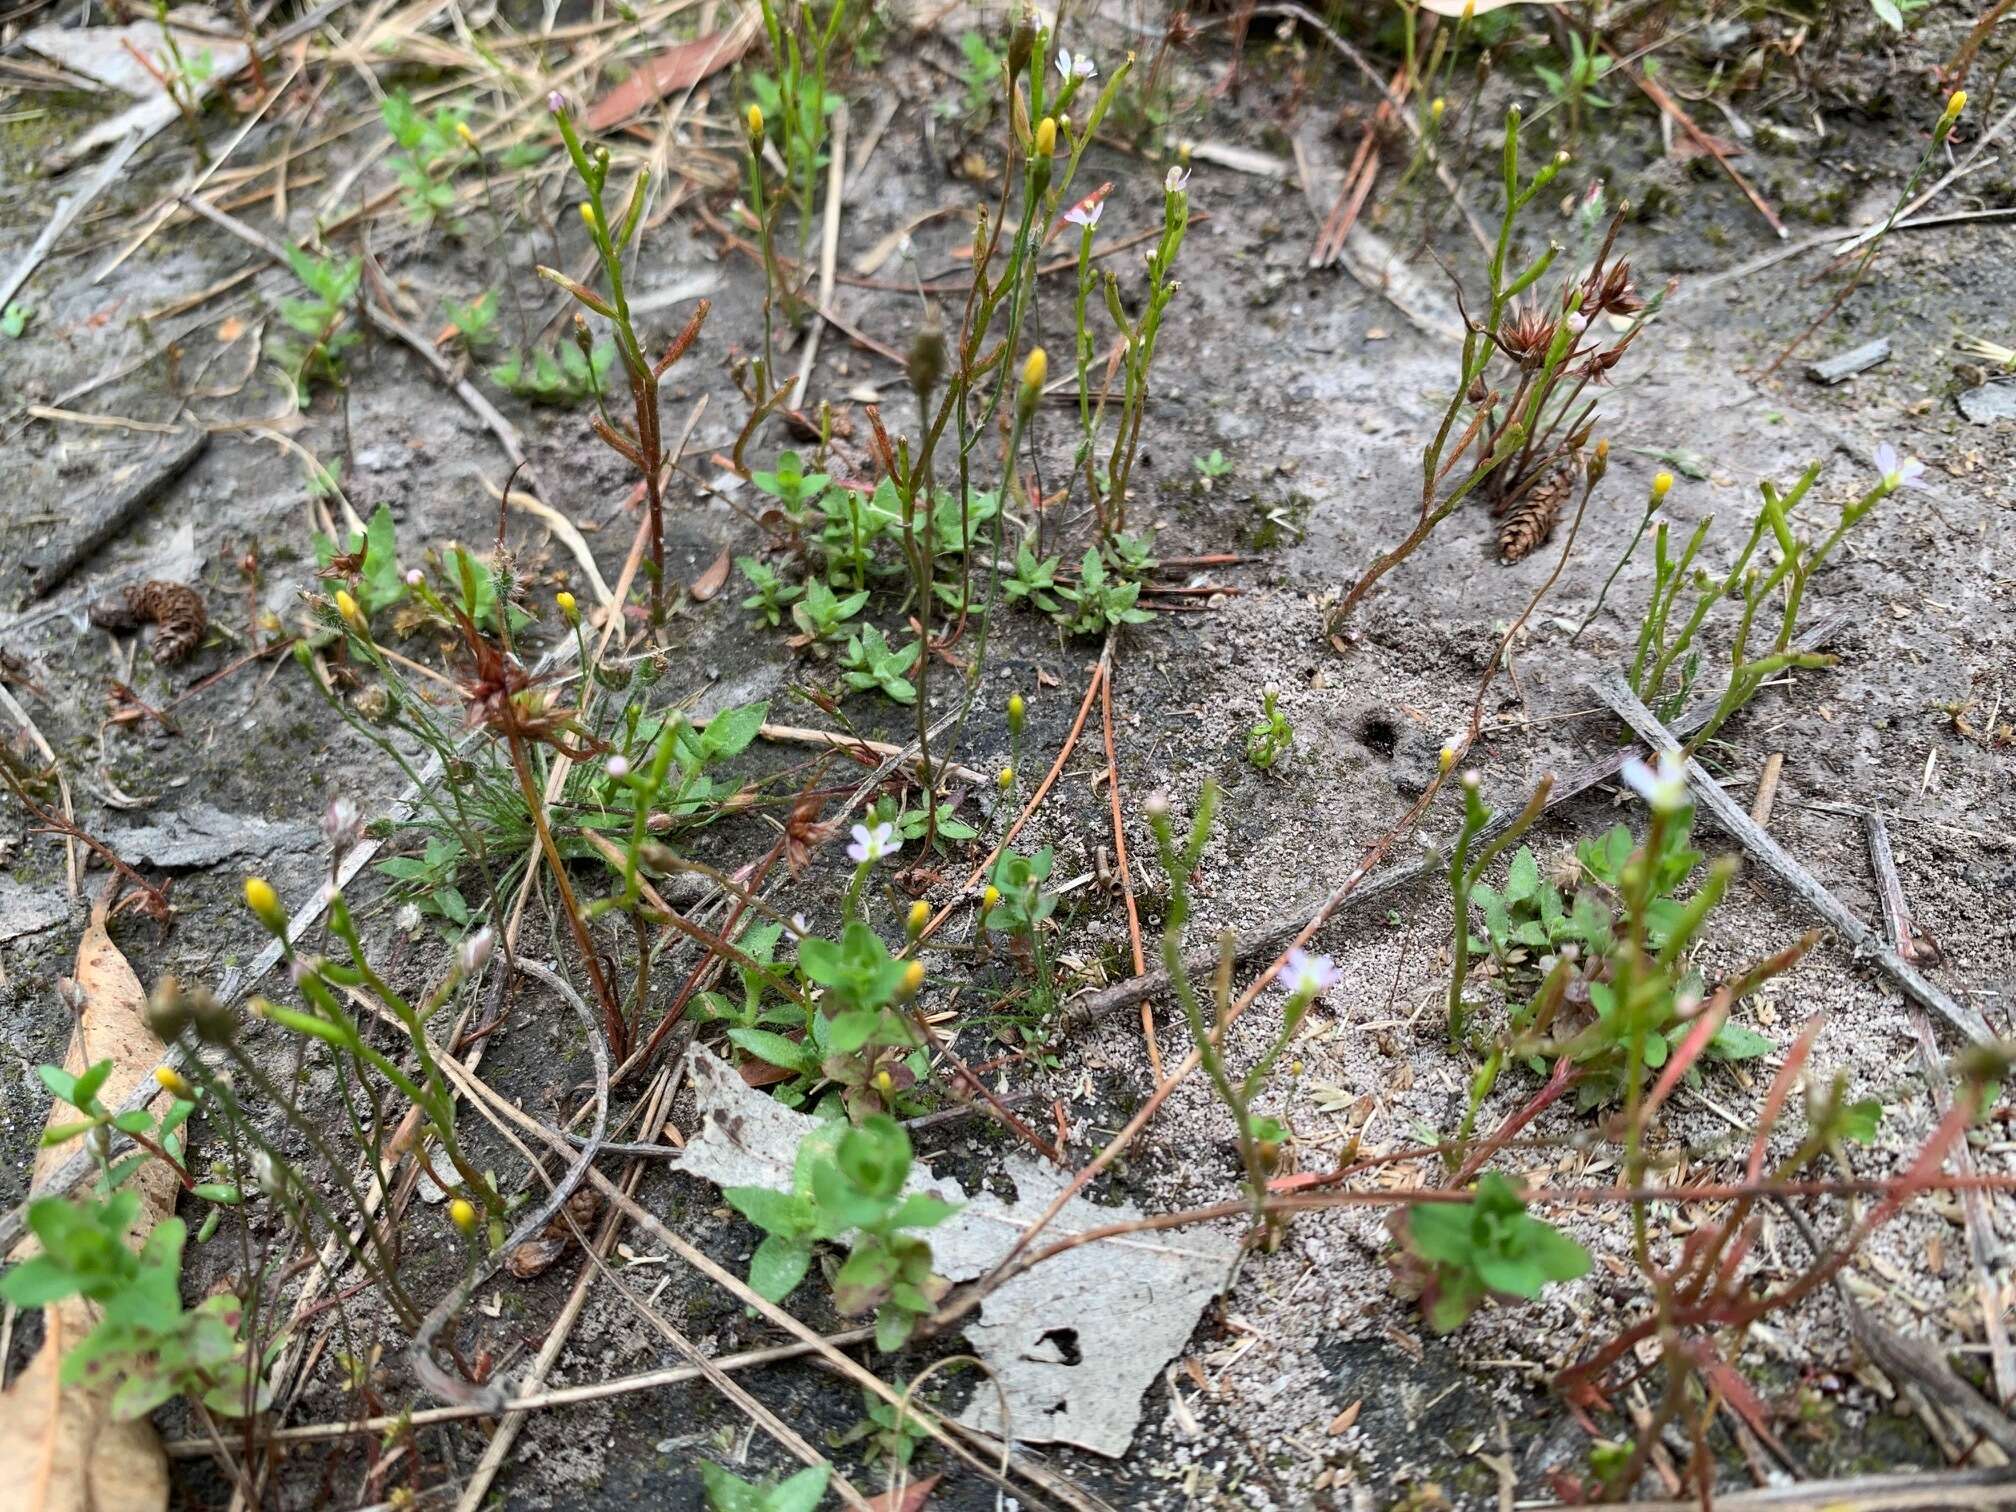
(1283, 947, 1342, 998)
(1164, 166, 1191, 194)
(847, 821, 900, 865)
(1620, 750, 1690, 812)
(458, 927, 495, 976)
(1873, 441, 1927, 492)
(1063, 198, 1104, 228)
(607, 754, 631, 779)
(322, 797, 362, 855)
(404, 568, 424, 587)
(1056, 48, 1097, 81)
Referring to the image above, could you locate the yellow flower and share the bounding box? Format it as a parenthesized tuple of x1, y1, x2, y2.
(1022, 348, 1047, 391)
(154, 1065, 194, 1099)
(872, 1069, 894, 1095)
(1651, 470, 1674, 502)
(746, 103, 764, 140)
(981, 885, 1001, 913)
(899, 960, 926, 998)
(906, 899, 931, 939)
(1034, 116, 1057, 158)
(449, 1198, 478, 1234)
(556, 591, 578, 624)
(244, 877, 283, 931)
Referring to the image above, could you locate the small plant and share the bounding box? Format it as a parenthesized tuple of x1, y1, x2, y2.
(441, 290, 500, 350)
(1146, 785, 1339, 1247)
(752, 450, 831, 524)
(737, 556, 803, 627)
(838, 624, 921, 704)
(790, 577, 869, 645)
(1532, 32, 1612, 143)
(272, 244, 362, 405)
(700, 1462, 829, 1512)
(949, 29, 1006, 118)
(1002, 540, 1063, 615)
(381, 91, 470, 226)
(750, 0, 849, 251)
(1194, 447, 1230, 481)
(2, 301, 32, 338)
(311, 501, 407, 624)
(1052, 547, 1151, 636)
(726, 1114, 960, 1350)
(1244, 685, 1293, 770)
(491, 338, 615, 404)
(1393, 1172, 1591, 1333)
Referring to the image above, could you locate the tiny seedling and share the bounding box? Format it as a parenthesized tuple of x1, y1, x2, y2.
(1194, 448, 1231, 480)
(737, 556, 803, 627)
(699, 1462, 829, 1512)
(1395, 1171, 1591, 1332)
(490, 339, 615, 404)
(272, 245, 362, 405)
(838, 624, 921, 704)
(790, 578, 869, 644)
(1053, 547, 1151, 636)
(1244, 686, 1293, 770)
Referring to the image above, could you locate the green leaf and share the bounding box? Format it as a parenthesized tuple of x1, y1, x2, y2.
(888, 1192, 960, 1230)
(747, 1231, 814, 1301)
(1505, 847, 1540, 905)
(1841, 1098, 1883, 1144)
(726, 1027, 816, 1075)
(1708, 1022, 1774, 1061)
(700, 702, 769, 764)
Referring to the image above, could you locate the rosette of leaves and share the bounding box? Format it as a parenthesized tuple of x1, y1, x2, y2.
(1392, 1172, 1590, 1333)
(724, 1115, 960, 1350)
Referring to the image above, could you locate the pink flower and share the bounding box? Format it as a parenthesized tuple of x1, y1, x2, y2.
(1283, 948, 1342, 998)
(847, 821, 899, 864)
(1873, 442, 1927, 491)
(1063, 199, 1104, 228)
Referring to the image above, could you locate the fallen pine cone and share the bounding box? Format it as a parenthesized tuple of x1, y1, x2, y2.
(1497, 468, 1573, 564)
(87, 580, 208, 663)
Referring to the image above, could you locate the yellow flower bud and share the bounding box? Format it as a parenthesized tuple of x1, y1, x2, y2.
(334, 589, 365, 632)
(449, 1198, 478, 1234)
(455, 121, 477, 149)
(981, 885, 1001, 913)
(899, 960, 926, 998)
(746, 102, 764, 140)
(244, 877, 284, 931)
(1007, 691, 1026, 730)
(578, 201, 597, 234)
(1034, 116, 1057, 158)
(1461, 0, 1475, 17)
(1651, 470, 1674, 502)
(1946, 90, 1967, 120)
(154, 1065, 194, 1100)
(1429, 97, 1445, 124)
(872, 1069, 894, 1095)
(1594, 438, 1610, 464)
(906, 899, 931, 939)
(1438, 741, 1459, 773)
(556, 590, 578, 623)
(1022, 347, 1048, 391)
(997, 766, 1015, 791)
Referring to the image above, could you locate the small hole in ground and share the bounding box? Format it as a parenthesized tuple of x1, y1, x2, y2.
(1358, 712, 1399, 757)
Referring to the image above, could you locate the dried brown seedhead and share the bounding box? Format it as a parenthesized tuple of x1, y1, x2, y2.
(1495, 306, 1558, 370)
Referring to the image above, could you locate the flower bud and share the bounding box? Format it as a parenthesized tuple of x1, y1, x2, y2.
(1034, 116, 1057, 159)
(1007, 14, 1035, 77)
(456, 121, 477, 149)
(323, 797, 363, 857)
(898, 960, 926, 998)
(906, 900, 930, 940)
(997, 766, 1015, 791)
(1017, 347, 1048, 422)
(1429, 97, 1445, 125)
(1651, 470, 1674, 502)
(458, 927, 495, 977)
(147, 976, 192, 1042)
(1466, 375, 1488, 405)
(1938, 91, 1967, 142)
(244, 877, 285, 933)
(907, 310, 947, 398)
(981, 885, 1001, 914)
(1007, 691, 1026, 732)
(547, 90, 569, 115)
(607, 754, 631, 779)
(449, 1198, 479, 1234)
(577, 202, 596, 235)
(1438, 741, 1459, 773)
(334, 590, 366, 633)
(1587, 437, 1609, 486)
(190, 985, 236, 1045)
(556, 591, 578, 623)
(1142, 792, 1171, 821)
(155, 1065, 195, 1100)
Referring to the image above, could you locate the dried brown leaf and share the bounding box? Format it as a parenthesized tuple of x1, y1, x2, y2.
(0, 892, 173, 1511)
(689, 546, 731, 603)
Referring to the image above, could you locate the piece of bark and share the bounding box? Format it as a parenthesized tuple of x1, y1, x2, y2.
(1806, 338, 1891, 385)
(0, 889, 174, 1511)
